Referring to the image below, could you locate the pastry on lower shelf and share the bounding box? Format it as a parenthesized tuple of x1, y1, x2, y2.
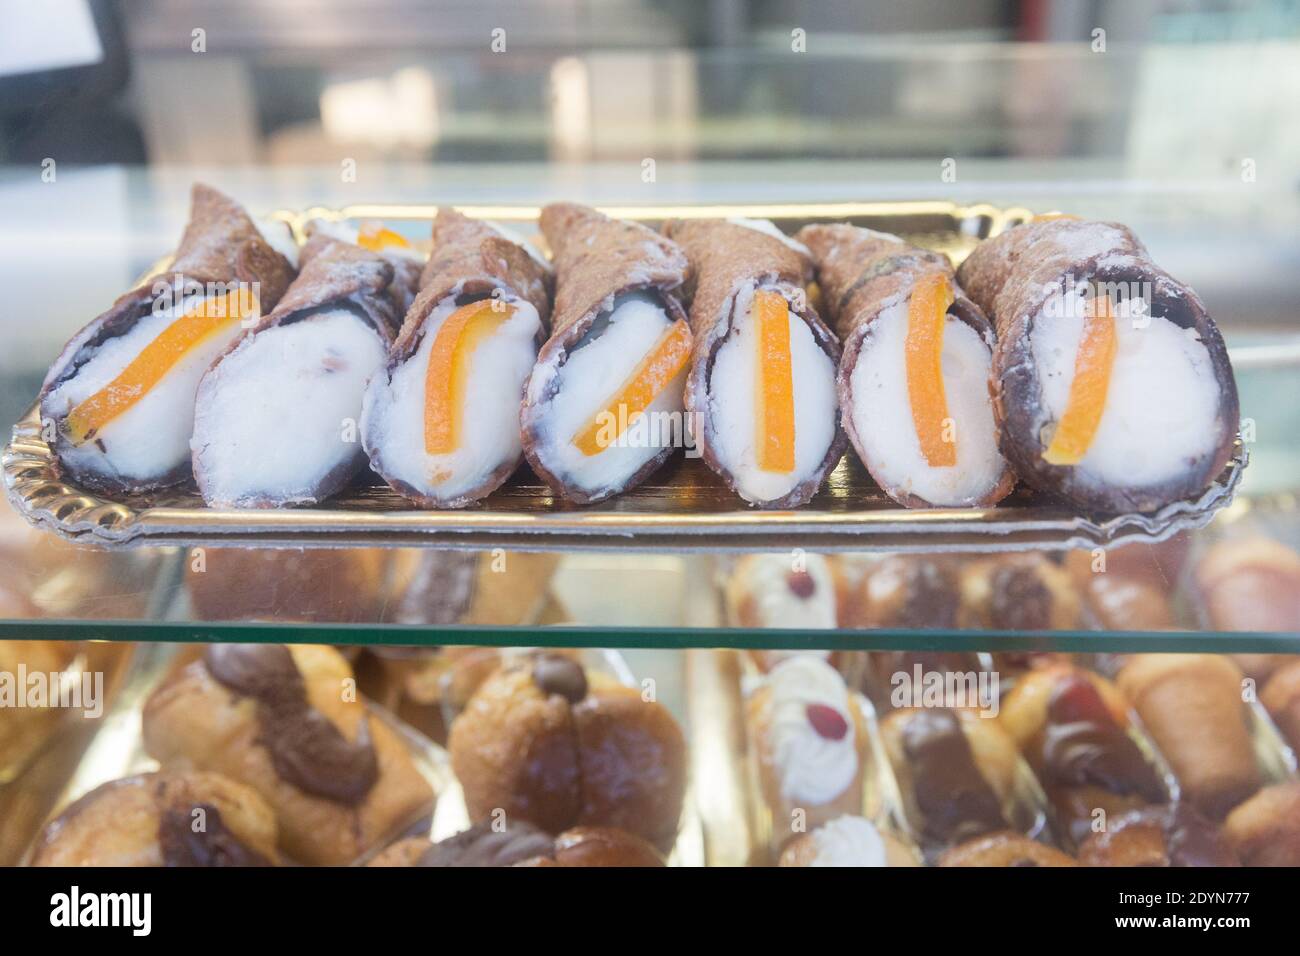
(846, 554, 961, 629)
(142, 644, 435, 866)
(31, 770, 278, 867)
(1064, 544, 1176, 630)
(778, 815, 919, 867)
(746, 656, 868, 842)
(937, 831, 1077, 867)
(0, 639, 80, 782)
(1222, 782, 1300, 867)
(1194, 536, 1300, 633)
(448, 654, 686, 851)
(725, 553, 839, 673)
(370, 820, 664, 867)
(999, 665, 1169, 847)
(1076, 804, 1239, 867)
(1116, 654, 1261, 818)
(185, 547, 386, 622)
(880, 707, 1019, 857)
(1260, 658, 1300, 753)
(958, 553, 1082, 631)
(860, 651, 986, 714)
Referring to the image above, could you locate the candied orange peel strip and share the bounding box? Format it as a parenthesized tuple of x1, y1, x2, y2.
(753, 289, 796, 474)
(572, 319, 692, 457)
(1043, 293, 1117, 466)
(905, 272, 957, 468)
(65, 287, 256, 445)
(424, 299, 514, 455)
(357, 222, 411, 252)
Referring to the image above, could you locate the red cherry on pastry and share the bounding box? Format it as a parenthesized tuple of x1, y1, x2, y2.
(786, 570, 816, 599)
(805, 703, 849, 740)
(1048, 674, 1113, 726)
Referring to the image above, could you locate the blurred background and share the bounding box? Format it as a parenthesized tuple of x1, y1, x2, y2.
(2, 0, 1299, 484)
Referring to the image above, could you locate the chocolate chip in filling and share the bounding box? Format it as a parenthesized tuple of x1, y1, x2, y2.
(158, 802, 272, 867)
(204, 644, 379, 805)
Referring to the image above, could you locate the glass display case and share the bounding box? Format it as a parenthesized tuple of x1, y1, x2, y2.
(2, 0, 1298, 886)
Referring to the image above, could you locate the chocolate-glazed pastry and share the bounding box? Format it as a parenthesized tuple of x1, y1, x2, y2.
(143, 644, 434, 866)
(860, 651, 985, 714)
(1000, 667, 1168, 847)
(369, 820, 664, 867)
(938, 831, 1077, 867)
(847, 555, 961, 629)
(887, 708, 1012, 855)
(958, 553, 1082, 632)
(448, 654, 686, 851)
(1078, 804, 1239, 867)
(32, 771, 278, 867)
(1222, 782, 1300, 867)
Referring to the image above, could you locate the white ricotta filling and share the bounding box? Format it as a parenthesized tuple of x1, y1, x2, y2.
(707, 284, 838, 503)
(850, 300, 1006, 505)
(192, 309, 387, 504)
(363, 295, 541, 500)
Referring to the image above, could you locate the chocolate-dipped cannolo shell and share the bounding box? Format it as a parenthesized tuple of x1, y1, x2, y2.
(192, 235, 399, 507)
(796, 224, 1015, 508)
(362, 208, 552, 508)
(40, 184, 297, 494)
(956, 219, 1238, 513)
(663, 219, 846, 508)
(305, 218, 424, 316)
(521, 203, 692, 504)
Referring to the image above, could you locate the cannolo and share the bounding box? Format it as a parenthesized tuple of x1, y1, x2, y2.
(362, 208, 551, 507)
(879, 707, 1018, 858)
(369, 820, 664, 867)
(40, 184, 297, 493)
(1116, 654, 1261, 817)
(1064, 544, 1178, 630)
(1222, 782, 1300, 867)
(447, 654, 687, 850)
(307, 218, 424, 314)
(958, 553, 1082, 631)
(662, 218, 846, 507)
(31, 770, 279, 867)
(1077, 804, 1239, 867)
(999, 666, 1169, 847)
(191, 235, 403, 507)
(778, 815, 920, 867)
(520, 204, 691, 503)
(795, 225, 1013, 507)
(956, 218, 1238, 513)
(745, 656, 868, 840)
(142, 644, 435, 865)
(1194, 537, 1300, 632)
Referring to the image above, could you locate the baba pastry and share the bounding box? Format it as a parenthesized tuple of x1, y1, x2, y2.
(448, 654, 686, 851)
(142, 644, 434, 865)
(31, 770, 278, 867)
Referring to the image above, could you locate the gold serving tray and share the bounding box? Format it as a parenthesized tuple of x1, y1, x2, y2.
(2, 200, 1246, 553)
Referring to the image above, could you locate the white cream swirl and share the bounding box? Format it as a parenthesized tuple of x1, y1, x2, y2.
(766, 656, 858, 806)
(811, 816, 888, 867)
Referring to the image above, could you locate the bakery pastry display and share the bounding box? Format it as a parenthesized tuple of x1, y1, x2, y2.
(1221, 781, 1300, 867)
(745, 656, 868, 842)
(796, 224, 1013, 508)
(370, 820, 664, 867)
(860, 651, 985, 714)
(663, 217, 846, 508)
(364, 208, 551, 507)
(521, 203, 690, 503)
(1116, 654, 1261, 818)
(191, 233, 403, 508)
(1064, 543, 1178, 630)
(1077, 804, 1239, 867)
(142, 644, 434, 866)
(778, 815, 919, 867)
(448, 653, 686, 851)
(1260, 657, 1300, 753)
(1194, 536, 1300, 632)
(31, 770, 278, 867)
(185, 546, 386, 622)
(999, 665, 1169, 846)
(0, 640, 81, 782)
(958, 553, 1082, 631)
(880, 707, 1019, 858)
(39, 184, 297, 494)
(847, 554, 961, 629)
(938, 831, 1077, 867)
(957, 217, 1238, 513)
(725, 553, 837, 630)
